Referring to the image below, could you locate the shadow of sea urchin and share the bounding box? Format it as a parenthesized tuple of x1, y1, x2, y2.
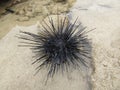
(18, 15, 92, 78)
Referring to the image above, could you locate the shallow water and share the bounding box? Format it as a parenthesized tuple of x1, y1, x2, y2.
(0, 0, 120, 90)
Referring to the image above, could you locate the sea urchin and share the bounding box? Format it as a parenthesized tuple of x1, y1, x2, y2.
(18, 15, 92, 78)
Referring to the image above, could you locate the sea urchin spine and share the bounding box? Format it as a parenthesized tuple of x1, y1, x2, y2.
(18, 15, 92, 78)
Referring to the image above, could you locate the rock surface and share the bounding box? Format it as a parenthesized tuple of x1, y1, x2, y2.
(0, 15, 92, 90)
(0, 0, 120, 90)
(68, 0, 120, 90)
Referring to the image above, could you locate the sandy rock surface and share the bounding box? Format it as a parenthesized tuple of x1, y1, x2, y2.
(0, 0, 120, 90)
(0, 15, 92, 90)
(69, 0, 120, 90)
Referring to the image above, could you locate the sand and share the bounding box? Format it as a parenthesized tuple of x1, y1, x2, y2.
(0, 0, 120, 90)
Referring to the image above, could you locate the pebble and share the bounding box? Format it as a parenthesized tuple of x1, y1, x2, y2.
(60, 6, 68, 12)
(18, 10, 25, 15)
(27, 7, 32, 11)
(34, 6, 42, 13)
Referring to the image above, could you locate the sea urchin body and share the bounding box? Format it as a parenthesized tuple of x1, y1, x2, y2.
(18, 15, 92, 78)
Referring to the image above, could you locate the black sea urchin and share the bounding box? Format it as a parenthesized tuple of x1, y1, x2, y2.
(18, 15, 92, 78)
